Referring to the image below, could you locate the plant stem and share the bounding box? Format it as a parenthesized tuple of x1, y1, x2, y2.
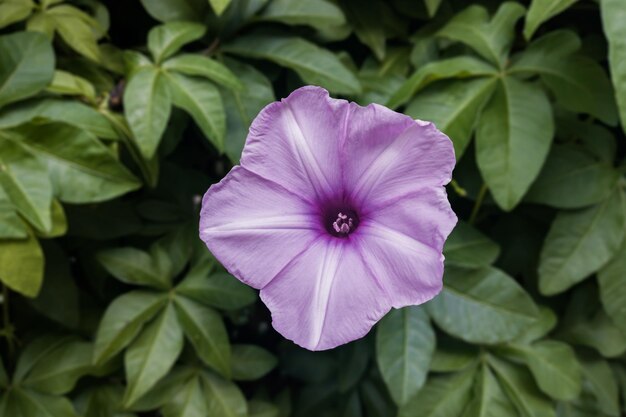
(469, 184, 488, 225)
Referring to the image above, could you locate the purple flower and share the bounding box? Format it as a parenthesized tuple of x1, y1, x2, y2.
(200, 86, 457, 350)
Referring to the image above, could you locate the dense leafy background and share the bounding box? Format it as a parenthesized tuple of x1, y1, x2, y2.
(0, 0, 625, 416)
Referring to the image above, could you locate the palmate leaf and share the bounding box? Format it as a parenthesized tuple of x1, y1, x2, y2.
(502, 341, 582, 401)
(430, 336, 479, 373)
(0, 138, 52, 232)
(46, 5, 103, 62)
(45, 70, 96, 99)
(437, 2, 525, 68)
(524, 0, 579, 40)
(602, 0, 626, 134)
(173, 295, 231, 378)
(163, 72, 226, 152)
(123, 303, 184, 407)
(427, 266, 539, 344)
(442, 221, 500, 268)
(163, 54, 243, 91)
(526, 145, 620, 209)
(220, 58, 275, 163)
(538, 190, 626, 295)
(147, 21, 206, 64)
(93, 291, 168, 365)
(598, 239, 626, 334)
(376, 306, 434, 406)
(160, 376, 207, 417)
(0, 98, 118, 139)
(230, 345, 277, 381)
(0, 31, 54, 109)
(462, 363, 517, 417)
(259, 0, 346, 32)
(387, 56, 497, 109)
(8, 122, 140, 204)
(124, 66, 172, 160)
(0, 228, 43, 297)
(200, 371, 247, 417)
(398, 366, 475, 417)
(0, 0, 34, 29)
(475, 76, 554, 211)
(405, 78, 496, 158)
(0, 389, 77, 417)
(177, 269, 256, 311)
(96, 247, 170, 289)
(487, 356, 555, 417)
(223, 34, 361, 95)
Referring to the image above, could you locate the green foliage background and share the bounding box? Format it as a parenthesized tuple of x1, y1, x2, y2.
(0, 0, 625, 416)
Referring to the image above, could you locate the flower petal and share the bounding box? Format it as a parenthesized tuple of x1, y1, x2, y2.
(260, 238, 388, 350)
(354, 188, 456, 308)
(240, 86, 348, 202)
(343, 104, 455, 211)
(200, 166, 320, 289)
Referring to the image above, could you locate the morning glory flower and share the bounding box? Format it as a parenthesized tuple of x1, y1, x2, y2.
(200, 86, 457, 351)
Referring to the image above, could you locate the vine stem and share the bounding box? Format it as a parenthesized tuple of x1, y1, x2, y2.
(469, 184, 488, 225)
(2, 284, 14, 358)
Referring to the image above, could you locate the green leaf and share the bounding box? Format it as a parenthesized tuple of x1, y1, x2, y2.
(443, 221, 500, 268)
(513, 306, 557, 344)
(174, 295, 231, 378)
(140, 0, 207, 22)
(539, 191, 626, 295)
(164, 72, 226, 152)
(46, 70, 96, 99)
(427, 266, 539, 344)
(602, 0, 626, 134)
(387, 56, 497, 110)
(0, 31, 54, 109)
(488, 356, 555, 417)
(93, 290, 168, 365)
(526, 145, 619, 209)
(209, 0, 231, 15)
(161, 376, 208, 417)
(462, 363, 517, 417)
(97, 247, 170, 289)
(224, 34, 361, 95)
(598, 239, 626, 334)
(560, 285, 626, 358)
(342, 0, 386, 60)
(524, 0, 579, 40)
(0, 138, 52, 231)
(437, 3, 525, 67)
(221, 58, 275, 163)
(230, 344, 278, 381)
(376, 306, 434, 406)
(0, 191, 27, 238)
(511, 53, 618, 125)
(0, 0, 34, 29)
(47, 5, 103, 62)
(405, 78, 496, 158)
(249, 400, 280, 417)
(476, 77, 554, 211)
(124, 303, 184, 406)
(124, 66, 172, 159)
(424, 0, 442, 17)
(506, 341, 581, 401)
(22, 338, 92, 395)
(430, 336, 479, 373)
(0, 98, 118, 139)
(200, 371, 247, 417)
(5, 389, 77, 417)
(0, 230, 43, 297)
(260, 0, 345, 31)
(177, 270, 256, 311)
(398, 366, 475, 417)
(14, 335, 69, 383)
(163, 54, 243, 91)
(512, 29, 581, 63)
(148, 21, 206, 64)
(128, 366, 197, 412)
(75, 384, 130, 417)
(9, 123, 140, 203)
(579, 355, 620, 416)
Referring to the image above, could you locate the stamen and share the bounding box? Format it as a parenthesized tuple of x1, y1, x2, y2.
(332, 212, 354, 235)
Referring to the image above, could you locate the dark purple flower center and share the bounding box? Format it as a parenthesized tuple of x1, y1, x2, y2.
(323, 207, 359, 237)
